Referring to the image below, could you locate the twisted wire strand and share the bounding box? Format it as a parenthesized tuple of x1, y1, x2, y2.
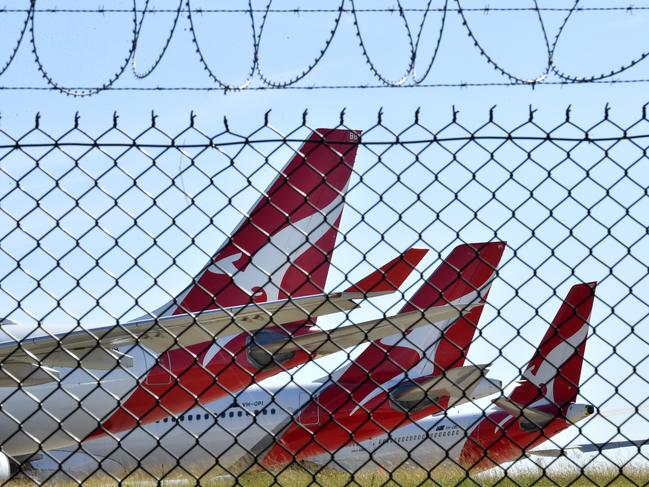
(130, 0, 183, 79)
(185, 0, 262, 90)
(2, 6, 649, 13)
(28, 0, 139, 96)
(2, 131, 648, 151)
(4, 77, 649, 92)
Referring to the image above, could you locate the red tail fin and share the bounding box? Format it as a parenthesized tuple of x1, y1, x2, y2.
(335, 241, 506, 390)
(161, 129, 360, 316)
(345, 248, 428, 294)
(509, 282, 595, 407)
(400, 242, 505, 313)
(401, 241, 506, 374)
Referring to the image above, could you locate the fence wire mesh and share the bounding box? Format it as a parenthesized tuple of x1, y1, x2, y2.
(0, 111, 647, 486)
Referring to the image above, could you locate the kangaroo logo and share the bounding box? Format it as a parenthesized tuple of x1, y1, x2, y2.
(347, 283, 494, 416)
(522, 321, 589, 405)
(203, 195, 344, 302)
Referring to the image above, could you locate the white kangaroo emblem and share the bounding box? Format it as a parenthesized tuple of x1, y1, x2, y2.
(204, 195, 344, 302)
(348, 281, 494, 416)
(522, 321, 589, 405)
(198, 195, 345, 366)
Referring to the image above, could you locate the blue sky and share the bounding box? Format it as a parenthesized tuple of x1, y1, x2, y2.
(1, 0, 649, 456)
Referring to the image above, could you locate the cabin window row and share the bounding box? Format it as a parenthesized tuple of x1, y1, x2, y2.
(156, 408, 278, 423)
(376, 427, 463, 445)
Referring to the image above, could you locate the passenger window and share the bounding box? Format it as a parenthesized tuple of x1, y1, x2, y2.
(188, 415, 193, 421)
(229, 412, 234, 418)
(238, 411, 243, 417)
(179, 415, 184, 422)
(204, 414, 210, 420)
(163, 418, 168, 423)
(271, 409, 276, 415)
(220, 412, 225, 418)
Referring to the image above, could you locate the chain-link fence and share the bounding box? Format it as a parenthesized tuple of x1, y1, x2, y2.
(0, 111, 647, 486)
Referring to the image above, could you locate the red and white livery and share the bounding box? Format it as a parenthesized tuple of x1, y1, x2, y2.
(318, 282, 597, 474)
(257, 241, 506, 466)
(0, 129, 472, 476)
(22, 242, 507, 482)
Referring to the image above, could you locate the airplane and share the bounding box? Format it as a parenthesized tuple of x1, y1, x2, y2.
(18, 241, 506, 483)
(0, 128, 475, 477)
(257, 240, 507, 467)
(308, 282, 600, 474)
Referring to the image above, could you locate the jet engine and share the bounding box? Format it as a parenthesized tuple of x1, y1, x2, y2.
(0, 452, 18, 482)
(246, 329, 295, 371)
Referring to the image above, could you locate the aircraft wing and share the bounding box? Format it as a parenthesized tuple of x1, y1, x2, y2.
(0, 245, 427, 385)
(266, 303, 477, 356)
(0, 291, 380, 379)
(531, 438, 649, 457)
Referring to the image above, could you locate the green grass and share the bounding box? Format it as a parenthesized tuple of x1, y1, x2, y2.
(9, 462, 647, 487)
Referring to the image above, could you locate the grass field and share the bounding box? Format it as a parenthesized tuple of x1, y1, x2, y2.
(9, 461, 648, 487)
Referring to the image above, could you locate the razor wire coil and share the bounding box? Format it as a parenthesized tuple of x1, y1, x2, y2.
(2, 2, 649, 95)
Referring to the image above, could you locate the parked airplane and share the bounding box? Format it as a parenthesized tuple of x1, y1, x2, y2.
(257, 241, 506, 467)
(0, 129, 472, 476)
(21, 241, 505, 483)
(311, 282, 598, 474)
(87, 127, 365, 439)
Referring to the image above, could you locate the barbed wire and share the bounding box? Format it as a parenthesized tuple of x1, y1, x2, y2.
(2, 6, 649, 13)
(1, 1, 649, 95)
(5, 78, 649, 93)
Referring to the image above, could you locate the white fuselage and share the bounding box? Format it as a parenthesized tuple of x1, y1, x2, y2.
(313, 403, 595, 472)
(311, 414, 482, 471)
(29, 389, 594, 482)
(0, 339, 154, 456)
(28, 382, 320, 480)
(27, 383, 498, 480)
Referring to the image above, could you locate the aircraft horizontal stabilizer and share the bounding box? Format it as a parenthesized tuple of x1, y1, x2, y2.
(269, 303, 477, 356)
(40, 347, 135, 370)
(0, 361, 60, 386)
(345, 248, 428, 295)
(390, 364, 491, 410)
(493, 397, 555, 430)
